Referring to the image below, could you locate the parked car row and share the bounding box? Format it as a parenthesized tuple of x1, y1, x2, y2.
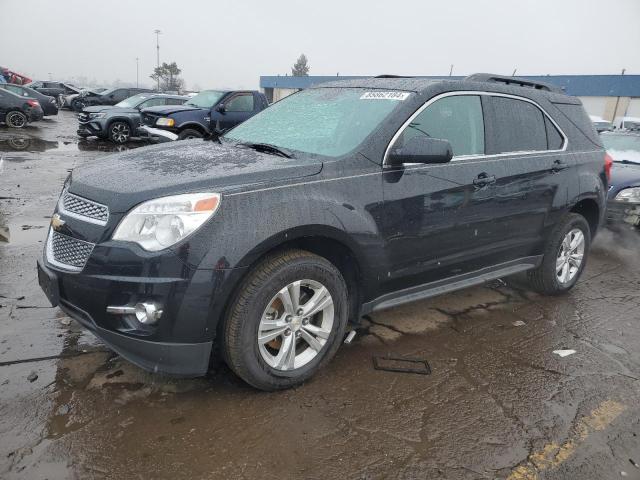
(77, 89, 268, 143)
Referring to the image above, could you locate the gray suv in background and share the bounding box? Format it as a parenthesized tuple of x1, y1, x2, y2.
(77, 93, 188, 143)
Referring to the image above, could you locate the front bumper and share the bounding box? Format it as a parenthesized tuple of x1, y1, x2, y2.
(137, 125, 178, 143)
(606, 201, 640, 228)
(77, 120, 106, 137)
(37, 257, 215, 377)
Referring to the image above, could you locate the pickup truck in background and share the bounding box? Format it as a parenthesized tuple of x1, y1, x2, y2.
(138, 90, 268, 141)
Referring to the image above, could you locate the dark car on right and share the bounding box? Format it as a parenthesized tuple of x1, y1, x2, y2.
(73, 87, 155, 111)
(0, 83, 58, 116)
(139, 89, 267, 140)
(0, 88, 43, 127)
(38, 74, 608, 391)
(601, 131, 640, 228)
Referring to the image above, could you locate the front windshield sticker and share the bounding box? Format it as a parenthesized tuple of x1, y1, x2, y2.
(360, 91, 410, 101)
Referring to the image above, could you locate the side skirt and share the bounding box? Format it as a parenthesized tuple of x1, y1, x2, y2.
(361, 255, 542, 315)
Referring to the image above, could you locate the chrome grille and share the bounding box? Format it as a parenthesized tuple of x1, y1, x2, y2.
(61, 190, 109, 225)
(46, 229, 95, 272)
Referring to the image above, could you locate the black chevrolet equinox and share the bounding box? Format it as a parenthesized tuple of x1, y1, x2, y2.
(38, 74, 609, 390)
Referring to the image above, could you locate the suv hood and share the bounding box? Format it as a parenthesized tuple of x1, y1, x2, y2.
(142, 104, 205, 116)
(82, 105, 135, 114)
(69, 141, 323, 213)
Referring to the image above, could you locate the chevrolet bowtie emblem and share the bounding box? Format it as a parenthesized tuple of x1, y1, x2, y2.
(51, 213, 65, 231)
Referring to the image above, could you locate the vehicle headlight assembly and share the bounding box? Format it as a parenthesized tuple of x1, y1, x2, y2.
(89, 113, 105, 119)
(156, 117, 175, 127)
(614, 187, 640, 203)
(113, 193, 221, 251)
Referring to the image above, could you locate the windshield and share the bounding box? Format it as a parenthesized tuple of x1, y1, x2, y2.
(116, 93, 152, 108)
(186, 90, 225, 108)
(224, 88, 411, 157)
(602, 134, 640, 163)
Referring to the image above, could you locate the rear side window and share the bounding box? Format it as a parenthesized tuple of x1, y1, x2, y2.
(490, 97, 547, 153)
(226, 94, 254, 112)
(166, 98, 185, 105)
(396, 95, 485, 157)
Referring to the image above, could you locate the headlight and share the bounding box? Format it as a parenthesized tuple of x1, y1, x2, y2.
(614, 187, 640, 203)
(112, 193, 221, 251)
(156, 117, 175, 127)
(89, 113, 105, 119)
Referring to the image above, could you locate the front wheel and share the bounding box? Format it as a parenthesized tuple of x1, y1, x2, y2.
(177, 128, 203, 140)
(223, 250, 348, 391)
(527, 213, 591, 295)
(5, 111, 28, 128)
(108, 121, 131, 144)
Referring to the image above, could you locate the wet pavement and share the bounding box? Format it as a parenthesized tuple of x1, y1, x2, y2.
(1, 112, 640, 479)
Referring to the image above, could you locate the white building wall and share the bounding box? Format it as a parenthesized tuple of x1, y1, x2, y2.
(578, 96, 609, 118)
(626, 98, 640, 118)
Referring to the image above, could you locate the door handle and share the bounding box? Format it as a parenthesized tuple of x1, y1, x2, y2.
(473, 172, 496, 187)
(551, 159, 569, 173)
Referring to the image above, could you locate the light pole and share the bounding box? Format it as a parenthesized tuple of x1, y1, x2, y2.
(136, 57, 139, 88)
(154, 29, 162, 90)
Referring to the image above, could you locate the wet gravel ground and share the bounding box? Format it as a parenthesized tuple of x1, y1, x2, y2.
(1, 112, 640, 480)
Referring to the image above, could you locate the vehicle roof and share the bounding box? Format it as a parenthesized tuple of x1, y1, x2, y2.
(145, 93, 189, 99)
(602, 131, 640, 137)
(314, 76, 574, 102)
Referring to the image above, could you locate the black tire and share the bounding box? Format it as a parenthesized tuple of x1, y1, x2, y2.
(527, 213, 591, 295)
(71, 99, 85, 112)
(5, 110, 28, 128)
(177, 128, 204, 140)
(223, 249, 348, 391)
(108, 121, 131, 144)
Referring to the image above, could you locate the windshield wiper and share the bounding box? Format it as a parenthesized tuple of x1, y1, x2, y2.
(235, 142, 294, 158)
(614, 159, 640, 165)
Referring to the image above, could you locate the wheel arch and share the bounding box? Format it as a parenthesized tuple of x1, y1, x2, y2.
(569, 197, 601, 238)
(212, 225, 368, 342)
(177, 122, 207, 134)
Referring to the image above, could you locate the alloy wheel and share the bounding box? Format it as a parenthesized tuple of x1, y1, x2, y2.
(6, 111, 26, 128)
(110, 123, 130, 143)
(258, 279, 334, 371)
(556, 228, 585, 284)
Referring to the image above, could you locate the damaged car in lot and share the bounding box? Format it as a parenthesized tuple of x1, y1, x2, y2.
(138, 89, 267, 141)
(0, 83, 58, 116)
(37, 74, 608, 391)
(72, 87, 155, 111)
(0, 88, 43, 127)
(77, 93, 188, 143)
(601, 131, 640, 228)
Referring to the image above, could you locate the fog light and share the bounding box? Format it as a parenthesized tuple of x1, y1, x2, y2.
(134, 302, 163, 324)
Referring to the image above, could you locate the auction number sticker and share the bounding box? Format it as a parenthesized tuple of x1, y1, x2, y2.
(360, 91, 410, 101)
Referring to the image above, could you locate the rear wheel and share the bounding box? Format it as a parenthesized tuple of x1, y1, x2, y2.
(527, 213, 590, 295)
(6, 111, 27, 128)
(108, 121, 131, 144)
(177, 128, 203, 140)
(223, 250, 348, 391)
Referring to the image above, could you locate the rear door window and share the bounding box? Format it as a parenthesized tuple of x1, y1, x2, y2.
(226, 93, 254, 112)
(545, 116, 564, 150)
(395, 95, 485, 157)
(489, 97, 548, 153)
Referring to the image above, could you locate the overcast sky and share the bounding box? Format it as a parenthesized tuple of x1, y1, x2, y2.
(1, 0, 639, 90)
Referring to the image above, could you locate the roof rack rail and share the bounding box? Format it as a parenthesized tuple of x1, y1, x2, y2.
(374, 74, 414, 79)
(464, 73, 563, 93)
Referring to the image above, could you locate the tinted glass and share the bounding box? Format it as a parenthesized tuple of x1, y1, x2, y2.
(225, 87, 409, 158)
(116, 93, 152, 108)
(186, 90, 226, 108)
(226, 94, 254, 112)
(166, 98, 186, 105)
(139, 97, 167, 108)
(491, 97, 546, 153)
(396, 95, 484, 157)
(545, 116, 563, 150)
